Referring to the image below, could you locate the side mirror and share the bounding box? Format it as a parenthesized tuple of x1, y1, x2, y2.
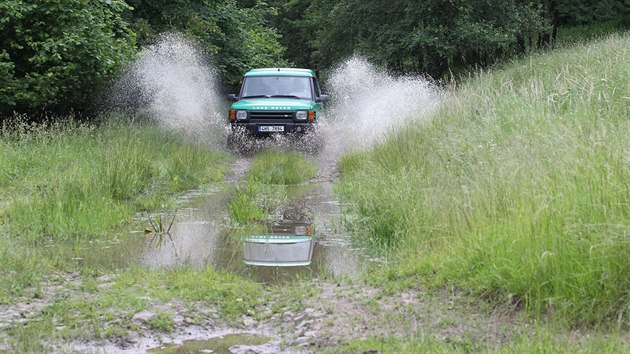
(228, 94, 238, 101)
(316, 94, 329, 103)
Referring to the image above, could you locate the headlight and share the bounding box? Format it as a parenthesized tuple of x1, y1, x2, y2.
(236, 110, 247, 120)
(295, 111, 307, 120)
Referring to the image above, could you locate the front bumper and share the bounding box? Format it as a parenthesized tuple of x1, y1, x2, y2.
(230, 121, 315, 135)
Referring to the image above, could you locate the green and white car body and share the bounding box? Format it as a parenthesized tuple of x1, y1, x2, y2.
(241, 216, 316, 267)
(241, 235, 315, 267)
(228, 68, 328, 135)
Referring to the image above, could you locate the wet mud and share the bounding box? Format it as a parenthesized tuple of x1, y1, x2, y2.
(57, 151, 367, 286)
(3, 49, 515, 352)
(148, 333, 271, 354)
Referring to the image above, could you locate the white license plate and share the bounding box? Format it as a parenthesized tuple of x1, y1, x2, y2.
(258, 126, 284, 132)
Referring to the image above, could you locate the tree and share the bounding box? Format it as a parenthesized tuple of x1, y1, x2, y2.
(555, 0, 630, 25)
(0, 0, 136, 117)
(267, 0, 317, 69)
(126, 0, 288, 89)
(304, 0, 545, 79)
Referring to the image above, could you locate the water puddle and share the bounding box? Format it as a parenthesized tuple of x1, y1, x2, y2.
(241, 211, 315, 267)
(148, 333, 270, 354)
(58, 177, 368, 284)
(49, 227, 146, 270)
(140, 180, 366, 283)
(140, 186, 232, 270)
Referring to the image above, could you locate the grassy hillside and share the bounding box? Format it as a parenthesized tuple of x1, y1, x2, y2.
(338, 33, 630, 325)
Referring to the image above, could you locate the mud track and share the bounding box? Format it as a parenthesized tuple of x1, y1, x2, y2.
(0, 154, 528, 353)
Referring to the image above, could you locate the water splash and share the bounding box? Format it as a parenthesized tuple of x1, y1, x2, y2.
(224, 57, 440, 165)
(112, 33, 225, 145)
(111, 47, 440, 154)
(318, 56, 442, 160)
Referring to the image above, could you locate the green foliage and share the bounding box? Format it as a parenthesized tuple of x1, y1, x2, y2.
(271, 0, 548, 78)
(229, 183, 268, 224)
(268, 0, 318, 69)
(3, 0, 627, 115)
(272, 0, 630, 79)
(1, 0, 289, 114)
(146, 311, 175, 332)
(126, 0, 288, 89)
(0, 0, 136, 116)
(338, 34, 630, 325)
(555, 0, 630, 25)
(556, 16, 630, 44)
(247, 149, 316, 184)
(0, 118, 228, 242)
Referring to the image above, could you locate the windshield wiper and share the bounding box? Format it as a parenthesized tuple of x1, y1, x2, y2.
(269, 95, 302, 99)
(241, 95, 270, 99)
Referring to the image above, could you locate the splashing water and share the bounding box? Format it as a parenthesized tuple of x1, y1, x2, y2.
(318, 56, 442, 161)
(113, 33, 225, 145)
(223, 56, 441, 164)
(112, 45, 439, 154)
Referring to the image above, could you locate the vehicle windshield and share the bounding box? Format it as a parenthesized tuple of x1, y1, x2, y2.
(241, 76, 313, 100)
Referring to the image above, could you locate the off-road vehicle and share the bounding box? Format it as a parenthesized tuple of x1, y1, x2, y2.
(227, 68, 328, 142)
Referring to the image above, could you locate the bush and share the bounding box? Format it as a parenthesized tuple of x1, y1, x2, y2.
(0, 0, 136, 116)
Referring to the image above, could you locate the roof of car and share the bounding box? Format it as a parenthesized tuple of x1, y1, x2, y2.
(244, 68, 316, 77)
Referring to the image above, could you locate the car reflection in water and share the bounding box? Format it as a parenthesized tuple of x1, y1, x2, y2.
(139, 182, 366, 283)
(241, 210, 316, 267)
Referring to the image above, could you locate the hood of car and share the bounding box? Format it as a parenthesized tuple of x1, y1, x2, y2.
(230, 98, 317, 111)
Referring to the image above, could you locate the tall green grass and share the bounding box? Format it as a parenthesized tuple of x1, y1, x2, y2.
(246, 149, 317, 184)
(330, 327, 630, 353)
(0, 118, 228, 300)
(0, 119, 227, 241)
(338, 33, 630, 325)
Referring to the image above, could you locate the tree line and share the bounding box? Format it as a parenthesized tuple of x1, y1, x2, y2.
(273, 0, 630, 78)
(1, 0, 286, 117)
(1, 0, 628, 117)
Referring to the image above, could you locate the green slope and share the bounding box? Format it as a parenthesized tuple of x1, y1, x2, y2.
(338, 33, 630, 325)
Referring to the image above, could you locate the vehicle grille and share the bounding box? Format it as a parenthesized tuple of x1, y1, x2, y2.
(249, 111, 293, 119)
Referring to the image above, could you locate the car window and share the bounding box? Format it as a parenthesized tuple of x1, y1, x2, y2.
(311, 77, 321, 97)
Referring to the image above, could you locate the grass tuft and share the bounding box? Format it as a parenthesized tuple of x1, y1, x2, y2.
(246, 149, 316, 184)
(228, 149, 316, 225)
(228, 183, 269, 224)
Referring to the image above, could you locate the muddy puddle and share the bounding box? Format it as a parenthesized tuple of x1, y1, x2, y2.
(140, 180, 366, 283)
(149, 333, 270, 354)
(59, 177, 368, 284)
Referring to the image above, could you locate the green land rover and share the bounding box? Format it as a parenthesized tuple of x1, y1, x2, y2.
(227, 68, 328, 139)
